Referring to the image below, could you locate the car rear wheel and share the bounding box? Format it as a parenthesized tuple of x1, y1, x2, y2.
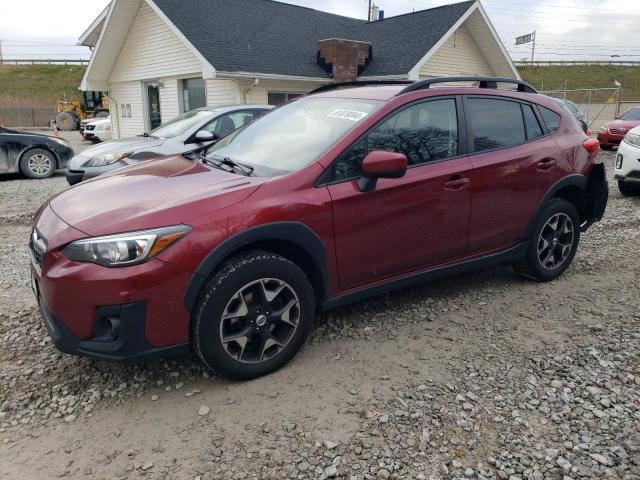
(618, 180, 640, 197)
(191, 252, 315, 380)
(20, 148, 56, 179)
(515, 198, 580, 282)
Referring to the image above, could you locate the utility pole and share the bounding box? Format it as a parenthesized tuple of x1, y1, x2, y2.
(531, 30, 536, 63)
(368, 0, 372, 21)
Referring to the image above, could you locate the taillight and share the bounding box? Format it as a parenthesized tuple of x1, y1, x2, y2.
(582, 138, 599, 160)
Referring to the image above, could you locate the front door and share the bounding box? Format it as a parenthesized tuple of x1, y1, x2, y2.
(145, 83, 161, 131)
(0, 132, 9, 173)
(326, 98, 472, 291)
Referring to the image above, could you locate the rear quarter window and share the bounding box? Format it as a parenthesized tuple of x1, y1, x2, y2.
(539, 106, 562, 132)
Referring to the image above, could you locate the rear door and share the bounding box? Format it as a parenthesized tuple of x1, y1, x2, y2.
(464, 96, 561, 254)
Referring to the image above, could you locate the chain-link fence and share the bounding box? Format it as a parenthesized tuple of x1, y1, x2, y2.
(0, 107, 56, 128)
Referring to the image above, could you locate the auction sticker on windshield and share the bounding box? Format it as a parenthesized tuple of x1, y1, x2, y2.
(328, 109, 369, 122)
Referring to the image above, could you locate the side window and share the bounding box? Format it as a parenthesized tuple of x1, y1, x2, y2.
(203, 111, 255, 137)
(467, 98, 526, 152)
(539, 107, 562, 133)
(522, 104, 544, 140)
(331, 99, 458, 182)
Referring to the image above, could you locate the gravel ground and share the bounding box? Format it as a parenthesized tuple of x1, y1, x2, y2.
(0, 150, 639, 479)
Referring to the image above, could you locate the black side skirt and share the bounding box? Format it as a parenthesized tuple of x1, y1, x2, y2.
(321, 242, 529, 311)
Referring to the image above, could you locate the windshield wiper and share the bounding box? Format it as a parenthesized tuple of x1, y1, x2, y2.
(199, 154, 254, 176)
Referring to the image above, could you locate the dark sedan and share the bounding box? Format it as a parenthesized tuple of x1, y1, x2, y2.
(0, 127, 74, 179)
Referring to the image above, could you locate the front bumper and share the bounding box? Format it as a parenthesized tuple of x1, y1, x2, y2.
(37, 295, 188, 361)
(598, 132, 624, 146)
(65, 163, 121, 185)
(30, 205, 194, 361)
(614, 140, 640, 183)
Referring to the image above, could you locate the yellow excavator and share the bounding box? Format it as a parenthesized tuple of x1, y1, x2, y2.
(55, 91, 110, 131)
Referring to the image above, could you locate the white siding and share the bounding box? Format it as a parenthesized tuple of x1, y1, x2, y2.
(420, 25, 494, 78)
(206, 79, 238, 107)
(464, 10, 516, 78)
(109, 1, 202, 83)
(237, 79, 323, 104)
(159, 77, 180, 121)
(109, 81, 145, 138)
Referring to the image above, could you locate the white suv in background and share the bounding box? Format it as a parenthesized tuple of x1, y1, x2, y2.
(615, 125, 640, 196)
(83, 117, 113, 143)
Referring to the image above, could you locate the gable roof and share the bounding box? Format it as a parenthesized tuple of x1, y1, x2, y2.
(151, 0, 476, 78)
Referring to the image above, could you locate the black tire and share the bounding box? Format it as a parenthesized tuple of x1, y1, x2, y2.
(599, 144, 613, 151)
(515, 198, 580, 282)
(55, 112, 79, 131)
(19, 148, 56, 179)
(618, 180, 640, 197)
(192, 252, 315, 380)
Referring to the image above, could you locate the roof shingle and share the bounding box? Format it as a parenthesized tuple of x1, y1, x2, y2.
(152, 0, 475, 78)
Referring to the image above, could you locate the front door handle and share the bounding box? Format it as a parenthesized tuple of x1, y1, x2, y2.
(537, 158, 556, 171)
(444, 176, 470, 191)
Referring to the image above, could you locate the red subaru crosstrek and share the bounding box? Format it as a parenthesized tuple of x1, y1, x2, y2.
(31, 77, 608, 379)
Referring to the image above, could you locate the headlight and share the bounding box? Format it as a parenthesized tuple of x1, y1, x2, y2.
(94, 123, 112, 132)
(84, 151, 132, 167)
(599, 126, 609, 134)
(63, 225, 191, 267)
(623, 132, 640, 147)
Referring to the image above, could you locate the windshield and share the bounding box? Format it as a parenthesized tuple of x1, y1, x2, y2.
(206, 97, 383, 176)
(621, 108, 640, 121)
(151, 110, 214, 138)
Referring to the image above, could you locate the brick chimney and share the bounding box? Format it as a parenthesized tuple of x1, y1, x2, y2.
(317, 38, 372, 82)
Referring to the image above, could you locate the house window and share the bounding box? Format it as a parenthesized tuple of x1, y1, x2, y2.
(267, 92, 303, 106)
(181, 78, 206, 112)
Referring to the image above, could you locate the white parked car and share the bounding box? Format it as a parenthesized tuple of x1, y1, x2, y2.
(83, 117, 113, 143)
(615, 125, 640, 196)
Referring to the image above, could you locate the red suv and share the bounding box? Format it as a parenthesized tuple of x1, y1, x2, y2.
(598, 107, 640, 150)
(31, 77, 608, 380)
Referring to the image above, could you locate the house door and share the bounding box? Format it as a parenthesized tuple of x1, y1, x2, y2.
(145, 83, 162, 131)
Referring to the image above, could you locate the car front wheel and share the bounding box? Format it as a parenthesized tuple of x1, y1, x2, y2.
(20, 148, 56, 179)
(191, 252, 315, 380)
(516, 198, 580, 282)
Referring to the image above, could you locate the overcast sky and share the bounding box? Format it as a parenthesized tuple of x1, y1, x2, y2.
(0, 0, 638, 62)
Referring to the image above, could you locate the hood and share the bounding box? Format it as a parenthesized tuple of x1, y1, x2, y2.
(49, 155, 267, 236)
(81, 136, 166, 158)
(604, 119, 640, 131)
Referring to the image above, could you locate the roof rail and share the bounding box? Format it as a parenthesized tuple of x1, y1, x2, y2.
(308, 80, 413, 95)
(396, 77, 538, 95)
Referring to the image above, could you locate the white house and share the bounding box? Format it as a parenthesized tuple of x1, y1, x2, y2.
(80, 0, 519, 139)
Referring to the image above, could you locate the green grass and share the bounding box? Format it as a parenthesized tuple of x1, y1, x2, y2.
(0, 65, 86, 107)
(519, 65, 640, 102)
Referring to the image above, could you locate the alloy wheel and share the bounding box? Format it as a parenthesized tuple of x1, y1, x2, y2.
(537, 213, 575, 270)
(27, 153, 53, 176)
(219, 278, 300, 364)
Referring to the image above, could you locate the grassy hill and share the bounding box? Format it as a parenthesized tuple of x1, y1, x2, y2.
(0, 65, 86, 108)
(519, 65, 640, 102)
(0, 63, 638, 108)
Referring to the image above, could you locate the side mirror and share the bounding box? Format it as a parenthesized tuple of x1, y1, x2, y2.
(193, 130, 216, 142)
(358, 150, 408, 192)
(614, 115, 621, 120)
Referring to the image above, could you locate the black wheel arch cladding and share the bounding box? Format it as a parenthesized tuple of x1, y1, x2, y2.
(184, 222, 329, 312)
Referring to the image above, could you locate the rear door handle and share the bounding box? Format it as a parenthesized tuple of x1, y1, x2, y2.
(444, 177, 470, 191)
(537, 158, 556, 171)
